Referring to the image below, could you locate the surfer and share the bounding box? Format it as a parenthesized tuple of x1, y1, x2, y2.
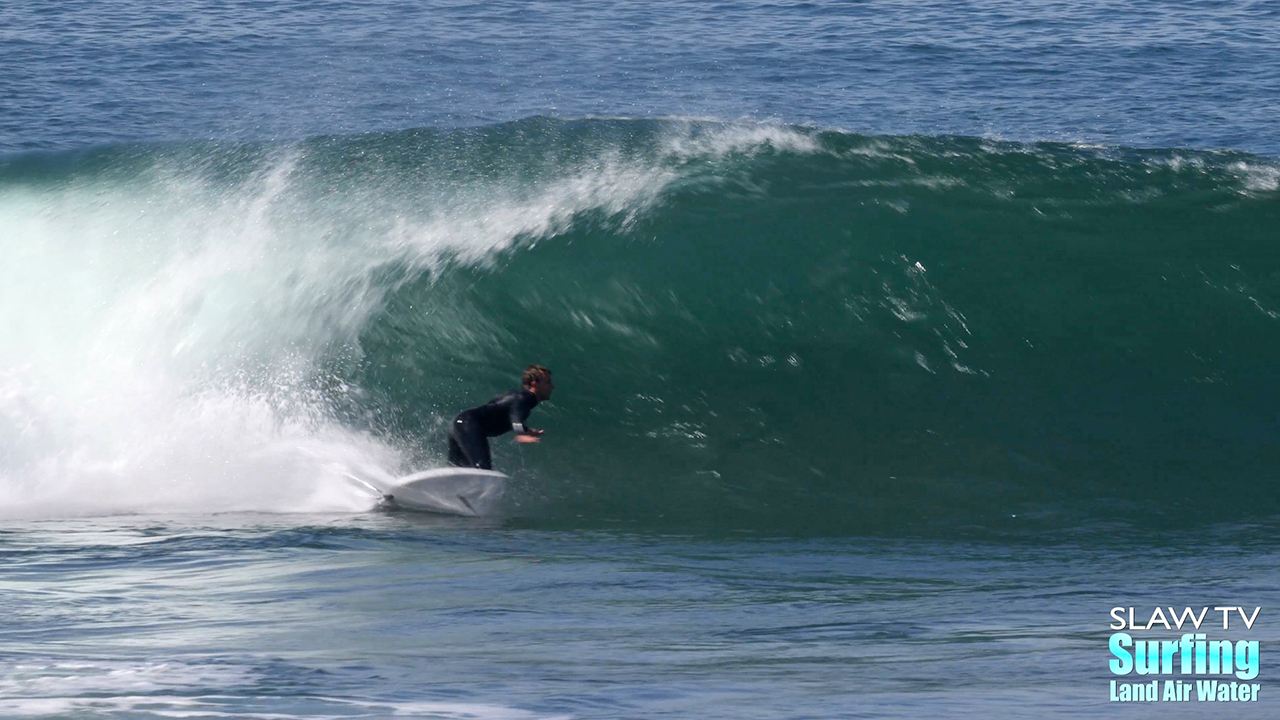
(446, 365, 554, 470)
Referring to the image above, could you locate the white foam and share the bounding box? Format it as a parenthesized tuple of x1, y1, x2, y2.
(656, 120, 825, 160)
(390, 155, 674, 265)
(0, 658, 570, 720)
(0, 696, 569, 720)
(0, 659, 251, 705)
(1229, 160, 1280, 192)
(1146, 154, 1280, 194)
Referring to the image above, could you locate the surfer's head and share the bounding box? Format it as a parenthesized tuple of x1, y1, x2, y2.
(522, 365, 554, 400)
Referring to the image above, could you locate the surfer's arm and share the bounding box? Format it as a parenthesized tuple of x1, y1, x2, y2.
(509, 415, 542, 439)
(508, 393, 541, 437)
(513, 416, 542, 443)
(512, 422, 543, 440)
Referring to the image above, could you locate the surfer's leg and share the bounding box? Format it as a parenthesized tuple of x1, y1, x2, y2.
(458, 429, 492, 470)
(449, 418, 492, 470)
(474, 437, 492, 470)
(447, 432, 469, 467)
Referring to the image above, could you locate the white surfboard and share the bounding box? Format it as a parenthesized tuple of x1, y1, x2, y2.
(370, 468, 508, 517)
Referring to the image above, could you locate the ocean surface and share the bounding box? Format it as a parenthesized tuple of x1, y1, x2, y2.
(2, 1, 1279, 718)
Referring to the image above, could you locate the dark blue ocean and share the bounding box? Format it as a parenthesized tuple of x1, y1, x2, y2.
(2, 2, 1279, 717)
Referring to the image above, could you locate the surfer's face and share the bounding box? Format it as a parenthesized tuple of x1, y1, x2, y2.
(532, 377, 554, 401)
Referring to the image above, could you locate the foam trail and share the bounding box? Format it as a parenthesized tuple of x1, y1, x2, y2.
(0, 658, 569, 718)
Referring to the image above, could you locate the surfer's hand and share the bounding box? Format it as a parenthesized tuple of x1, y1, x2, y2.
(515, 433, 541, 443)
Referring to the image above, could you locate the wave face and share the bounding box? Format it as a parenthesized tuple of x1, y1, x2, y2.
(1, 118, 1277, 532)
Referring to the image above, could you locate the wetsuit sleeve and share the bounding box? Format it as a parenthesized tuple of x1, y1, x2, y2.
(509, 393, 535, 434)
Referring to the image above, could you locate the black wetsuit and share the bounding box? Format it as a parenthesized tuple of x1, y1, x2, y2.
(447, 389, 540, 470)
